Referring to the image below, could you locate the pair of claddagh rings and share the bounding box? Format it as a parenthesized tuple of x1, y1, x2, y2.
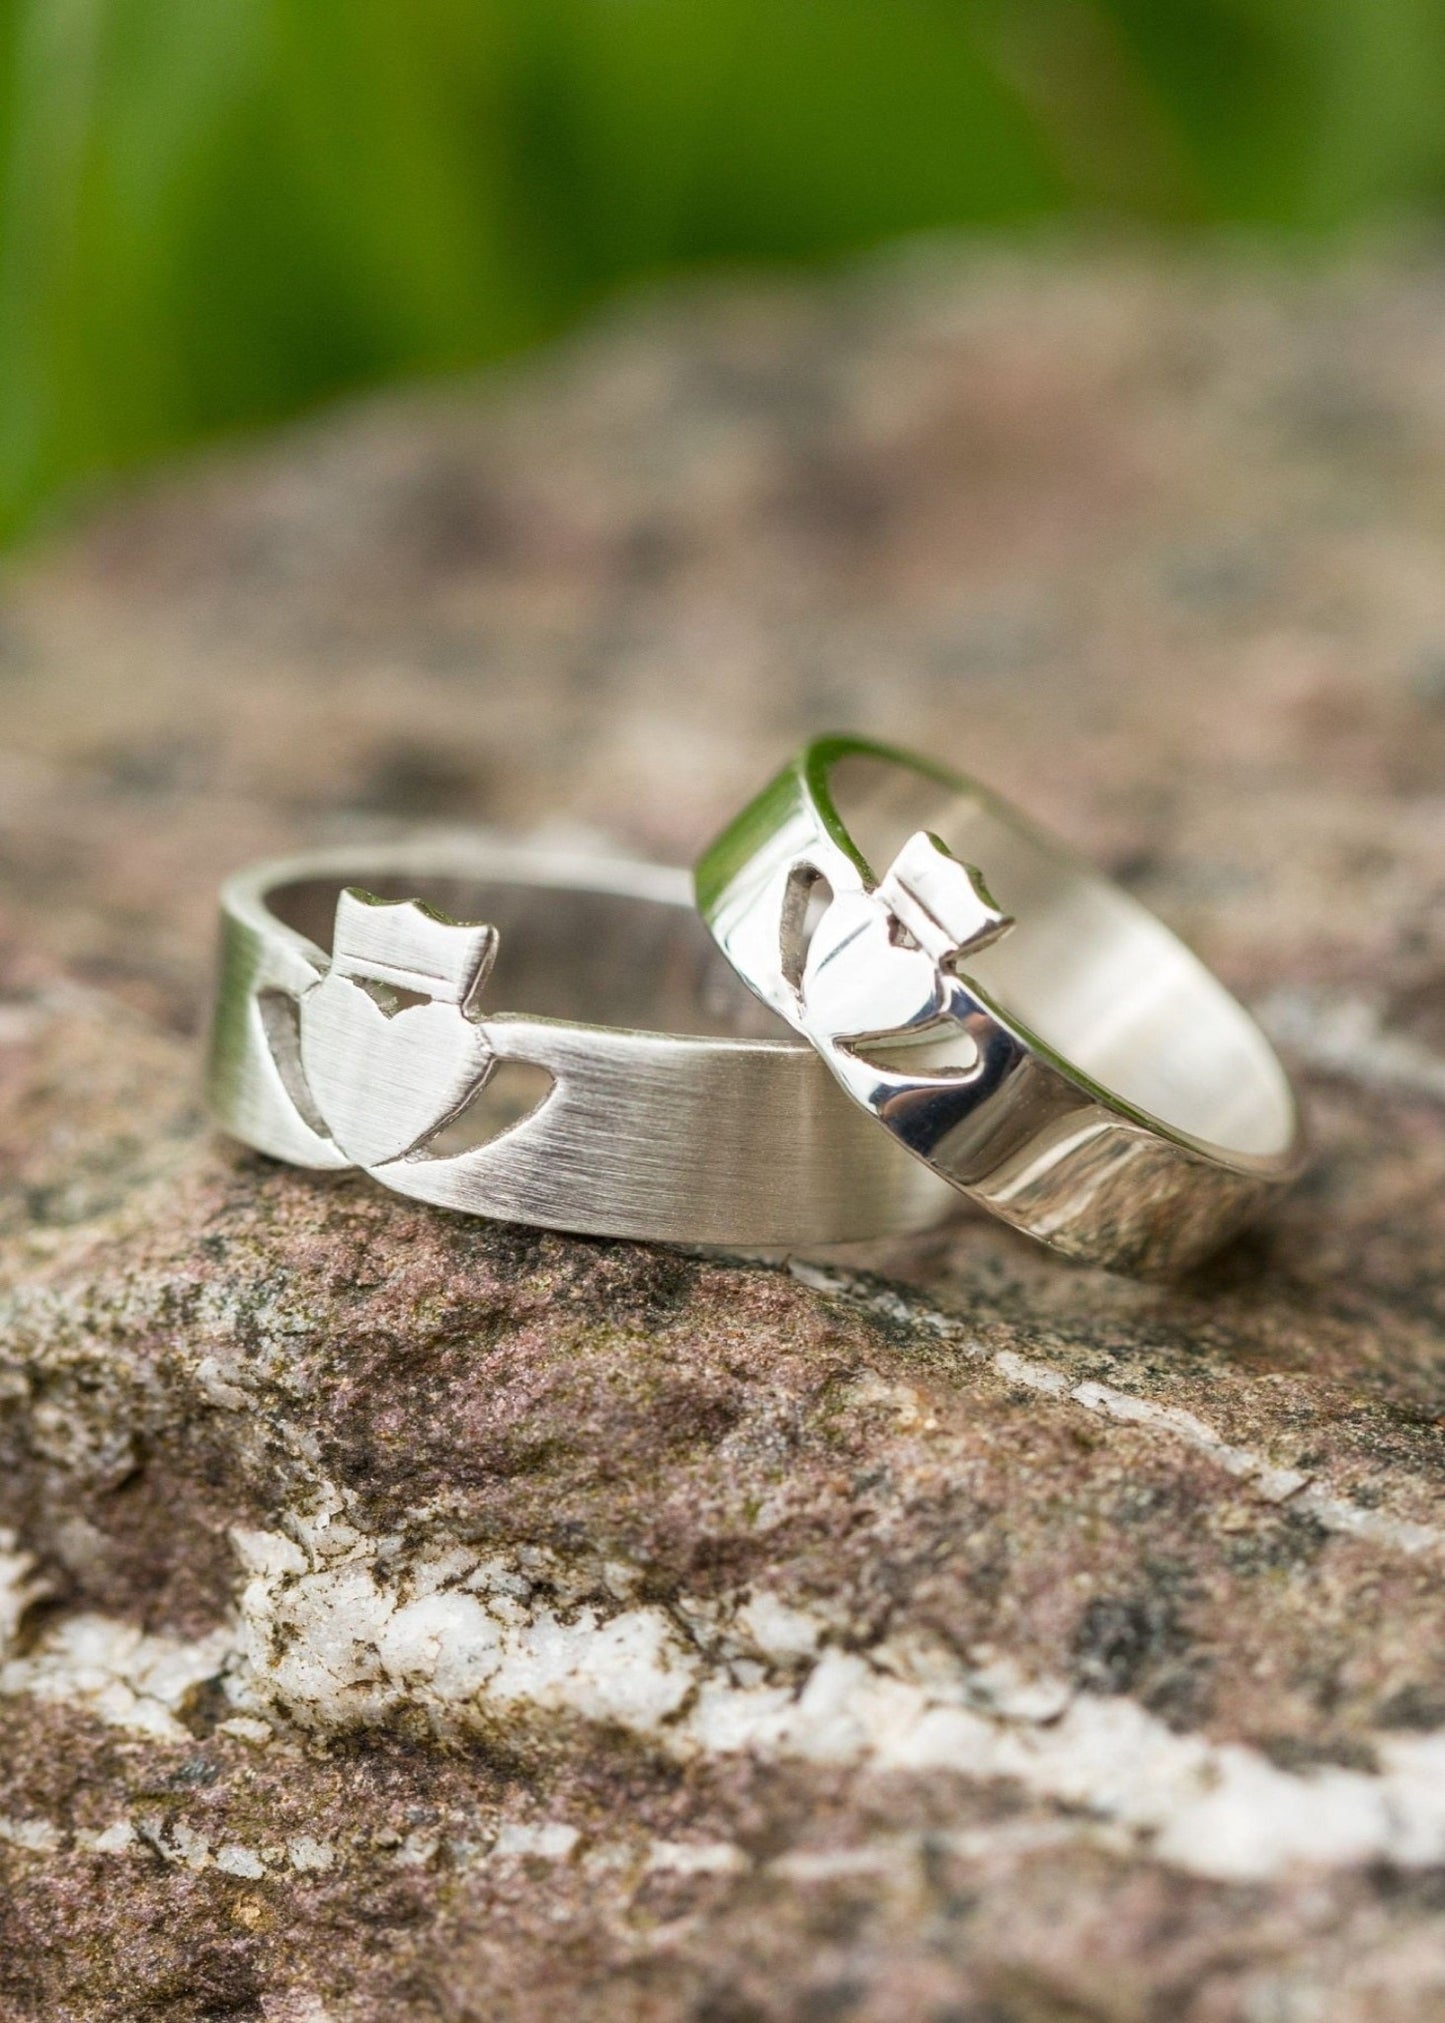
(207, 736, 1304, 1274)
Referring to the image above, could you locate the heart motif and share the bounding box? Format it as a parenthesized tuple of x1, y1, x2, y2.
(801, 890, 949, 1043)
(800, 834, 1013, 1047)
(299, 973, 494, 1168)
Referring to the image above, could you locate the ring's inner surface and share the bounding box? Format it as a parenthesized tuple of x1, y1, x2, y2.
(828, 752, 1296, 1162)
(268, 873, 786, 1042)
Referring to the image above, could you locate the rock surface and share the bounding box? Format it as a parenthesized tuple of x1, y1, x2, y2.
(0, 249, 1442, 2020)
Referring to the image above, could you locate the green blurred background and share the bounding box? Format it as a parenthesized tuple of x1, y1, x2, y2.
(2, 0, 1443, 548)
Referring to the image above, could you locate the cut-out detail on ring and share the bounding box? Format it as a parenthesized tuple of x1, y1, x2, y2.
(353, 978, 434, 1018)
(839, 1019, 983, 1081)
(780, 863, 835, 997)
(411, 1059, 557, 1160)
(257, 987, 331, 1138)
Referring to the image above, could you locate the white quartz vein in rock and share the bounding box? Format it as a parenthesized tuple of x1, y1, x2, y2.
(0, 1537, 227, 1747)
(7, 1454, 1445, 1888)
(0, 1608, 234, 1742)
(12, 1480, 1445, 1890)
(9, 1516, 1445, 1887)
(211, 1511, 1445, 1885)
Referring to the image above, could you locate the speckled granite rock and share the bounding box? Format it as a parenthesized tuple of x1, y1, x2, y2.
(0, 250, 1442, 2021)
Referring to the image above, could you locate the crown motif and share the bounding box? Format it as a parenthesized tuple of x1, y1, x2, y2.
(330, 888, 497, 1010)
(874, 831, 1013, 967)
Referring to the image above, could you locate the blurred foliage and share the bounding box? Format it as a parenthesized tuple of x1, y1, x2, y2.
(1, 0, 1443, 543)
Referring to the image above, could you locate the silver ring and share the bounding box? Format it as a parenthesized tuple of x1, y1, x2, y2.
(205, 838, 954, 1245)
(695, 736, 1304, 1272)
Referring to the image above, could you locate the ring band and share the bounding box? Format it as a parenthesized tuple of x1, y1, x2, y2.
(695, 737, 1304, 1272)
(205, 839, 954, 1245)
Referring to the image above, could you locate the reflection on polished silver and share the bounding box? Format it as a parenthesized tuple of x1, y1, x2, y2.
(696, 737, 1305, 1272)
(206, 839, 954, 1245)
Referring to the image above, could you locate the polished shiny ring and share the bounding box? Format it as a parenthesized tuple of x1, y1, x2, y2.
(695, 736, 1304, 1272)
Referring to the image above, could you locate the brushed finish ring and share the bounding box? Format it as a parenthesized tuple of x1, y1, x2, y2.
(205, 838, 954, 1245)
(695, 737, 1305, 1272)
